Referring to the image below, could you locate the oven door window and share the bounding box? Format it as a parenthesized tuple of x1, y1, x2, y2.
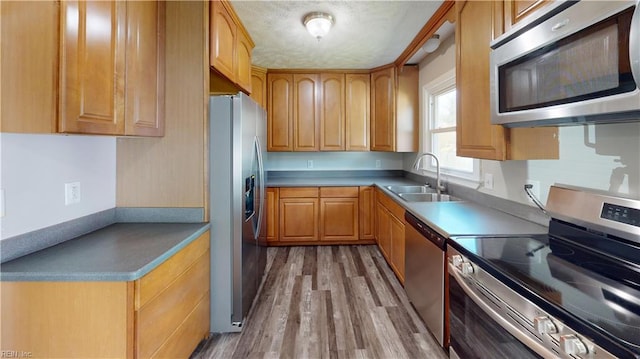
(499, 7, 635, 113)
(449, 274, 542, 358)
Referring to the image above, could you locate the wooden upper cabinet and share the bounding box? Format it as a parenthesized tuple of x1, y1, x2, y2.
(293, 73, 320, 151)
(371, 66, 418, 152)
(456, 0, 558, 160)
(250, 66, 267, 109)
(345, 74, 370, 151)
(371, 67, 395, 152)
(209, 0, 254, 94)
(59, 1, 126, 135)
(59, 1, 164, 136)
(320, 73, 345, 151)
(267, 73, 293, 151)
(210, 1, 236, 81)
(125, 1, 165, 137)
(235, 28, 253, 93)
(1, 1, 58, 133)
(502, 0, 552, 33)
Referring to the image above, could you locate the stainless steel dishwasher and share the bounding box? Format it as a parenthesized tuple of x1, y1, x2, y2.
(405, 212, 447, 348)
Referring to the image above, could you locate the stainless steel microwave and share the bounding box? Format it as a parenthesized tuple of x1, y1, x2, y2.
(490, 0, 640, 127)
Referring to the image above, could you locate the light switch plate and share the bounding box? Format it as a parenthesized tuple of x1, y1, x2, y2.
(307, 160, 314, 169)
(484, 173, 494, 190)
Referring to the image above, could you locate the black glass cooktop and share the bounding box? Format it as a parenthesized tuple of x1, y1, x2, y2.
(451, 234, 640, 355)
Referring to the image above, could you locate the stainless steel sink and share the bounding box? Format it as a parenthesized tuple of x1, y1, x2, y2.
(397, 193, 460, 202)
(386, 185, 435, 194)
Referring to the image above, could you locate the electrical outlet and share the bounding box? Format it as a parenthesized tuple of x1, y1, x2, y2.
(375, 160, 381, 168)
(65, 182, 81, 205)
(484, 173, 494, 190)
(525, 179, 540, 202)
(307, 160, 314, 169)
(0, 189, 5, 218)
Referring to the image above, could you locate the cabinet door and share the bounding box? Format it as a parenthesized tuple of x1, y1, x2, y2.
(503, 0, 551, 33)
(371, 67, 396, 152)
(320, 73, 345, 151)
(455, 0, 506, 160)
(293, 74, 320, 151)
(375, 201, 391, 261)
(250, 67, 267, 109)
(125, 1, 165, 136)
(235, 28, 253, 93)
(390, 215, 405, 283)
(320, 198, 359, 241)
(210, 1, 236, 81)
(359, 186, 375, 240)
(267, 73, 293, 151)
(59, 1, 126, 135)
(1, 1, 58, 133)
(345, 74, 370, 151)
(266, 188, 279, 242)
(279, 198, 319, 242)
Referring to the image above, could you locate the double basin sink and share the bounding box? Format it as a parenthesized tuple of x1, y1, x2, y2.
(385, 185, 459, 203)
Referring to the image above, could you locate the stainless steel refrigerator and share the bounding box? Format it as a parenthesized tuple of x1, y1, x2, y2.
(209, 93, 267, 332)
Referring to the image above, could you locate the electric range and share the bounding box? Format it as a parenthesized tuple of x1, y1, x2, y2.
(448, 185, 640, 359)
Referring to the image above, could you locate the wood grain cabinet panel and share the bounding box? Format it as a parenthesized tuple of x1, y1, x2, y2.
(0, 1, 58, 133)
(320, 198, 359, 241)
(0, 231, 210, 359)
(503, 0, 552, 32)
(293, 73, 320, 151)
(346, 74, 371, 151)
(235, 28, 253, 93)
(359, 186, 375, 240)
(266, 187, 279, 242)
(375, 189, 406, 283)
(250, 66, 268, 109)
(209, 0, 236, 81)
(267, 73, 294, 151)
(320, 73, 346, 151)
(370, 66, 418, 152)
(279, 197, 319, 242)
(59, 0, 164, 136)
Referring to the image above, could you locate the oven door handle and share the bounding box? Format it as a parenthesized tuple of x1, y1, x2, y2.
(449, 263, 558, 358)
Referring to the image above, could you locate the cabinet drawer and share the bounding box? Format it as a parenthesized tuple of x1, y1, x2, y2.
(320, 186, 359, 198)
(136, 251, 210, 359)
(279, 187, 319, 198)
(135, 231, 209, 309)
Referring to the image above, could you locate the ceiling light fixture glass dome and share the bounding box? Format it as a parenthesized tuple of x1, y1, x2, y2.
(422, 34, 441, 53)
(303, 12, 335, 41)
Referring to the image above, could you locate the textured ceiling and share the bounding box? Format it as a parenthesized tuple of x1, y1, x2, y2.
(230, 1, 444, 69)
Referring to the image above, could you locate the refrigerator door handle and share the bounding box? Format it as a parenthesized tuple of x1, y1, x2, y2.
(254, 137, 265, 239)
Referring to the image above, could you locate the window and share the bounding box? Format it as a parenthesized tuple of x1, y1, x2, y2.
(420, 70, 479, 182)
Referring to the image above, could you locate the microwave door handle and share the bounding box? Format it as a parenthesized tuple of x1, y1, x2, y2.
(630, 0, 640, 87)
(449, 263, 558, 358)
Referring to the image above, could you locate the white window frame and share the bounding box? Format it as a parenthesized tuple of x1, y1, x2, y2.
(419, 69, 480, 184)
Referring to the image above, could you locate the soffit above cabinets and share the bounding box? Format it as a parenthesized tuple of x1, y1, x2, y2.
(230, 0, 443, 69)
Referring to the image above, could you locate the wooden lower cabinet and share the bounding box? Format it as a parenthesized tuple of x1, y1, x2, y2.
(0, 232, 210, 359)
(375, 188, 406, 283)
(269, 186, 375, 245)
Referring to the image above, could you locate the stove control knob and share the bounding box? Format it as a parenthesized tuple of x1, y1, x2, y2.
(533, 316, 557, 335)
(461, 262, 474, 276)
(560, 335, 588, 356)
(451, 255, 464, 267)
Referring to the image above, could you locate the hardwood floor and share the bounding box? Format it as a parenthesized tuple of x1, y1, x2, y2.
(191, 245, 447, 359)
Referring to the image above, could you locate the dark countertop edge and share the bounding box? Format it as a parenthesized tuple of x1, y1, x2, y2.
(0, 223, 211, 282)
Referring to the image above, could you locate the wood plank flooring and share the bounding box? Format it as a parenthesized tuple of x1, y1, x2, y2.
(191, 245, 447, 359)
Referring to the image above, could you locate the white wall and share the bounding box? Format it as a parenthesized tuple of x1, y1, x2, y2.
(0, 133, 117, 239)
(407, 31, 640, 207)
(266, 151, 404, 171)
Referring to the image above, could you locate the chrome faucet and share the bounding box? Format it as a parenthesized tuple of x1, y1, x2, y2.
(412, 152, 445, 195)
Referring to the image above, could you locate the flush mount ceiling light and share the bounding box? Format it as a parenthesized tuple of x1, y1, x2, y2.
(422, 34, 441, 53)
(303, 12, 335, 41)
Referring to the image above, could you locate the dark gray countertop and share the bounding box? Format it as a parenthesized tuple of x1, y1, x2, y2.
(0, 223, 210, 282)
(269, 174, 548, 238)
